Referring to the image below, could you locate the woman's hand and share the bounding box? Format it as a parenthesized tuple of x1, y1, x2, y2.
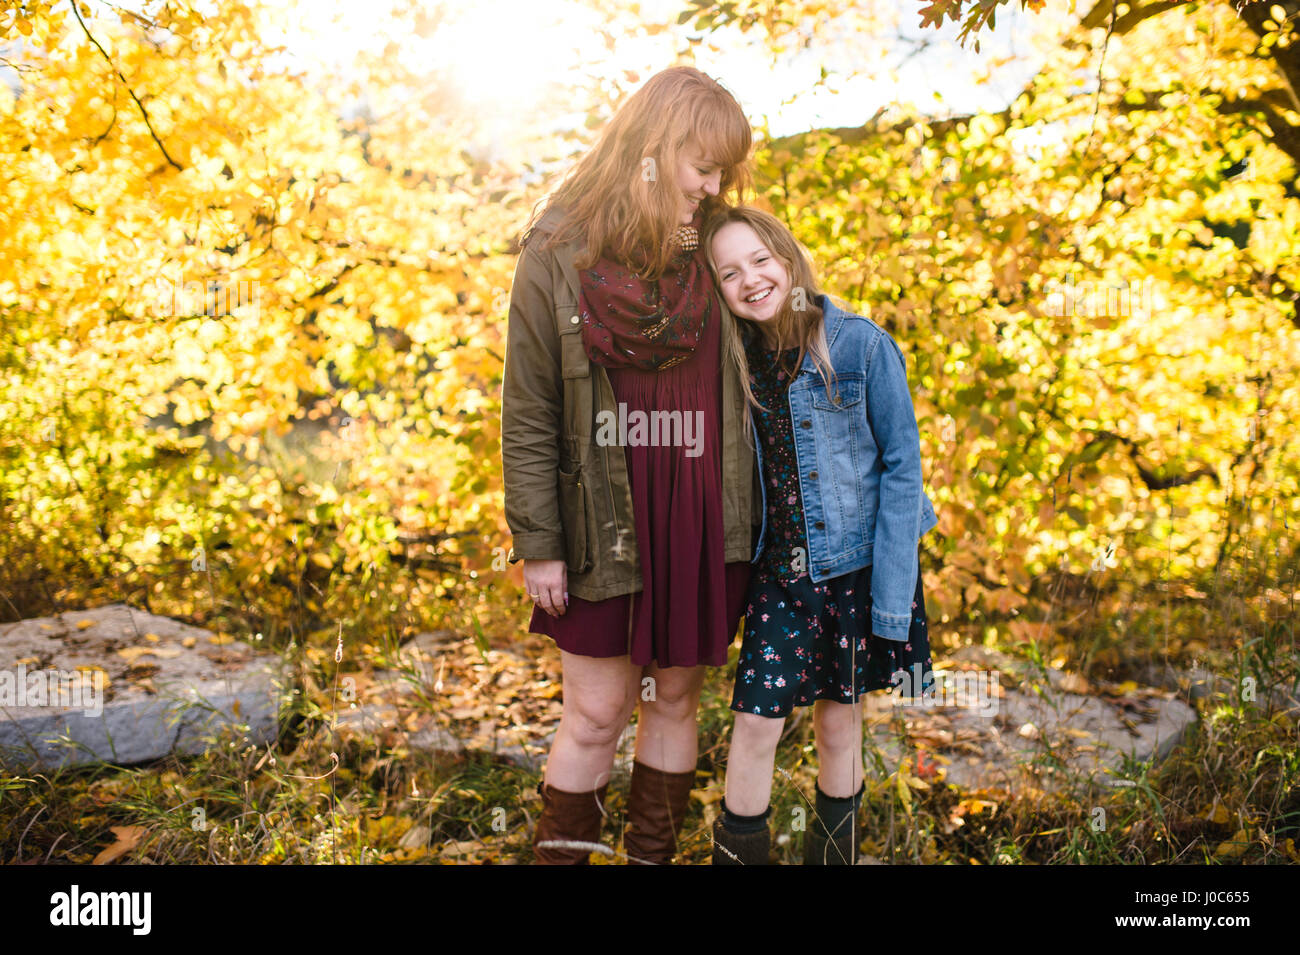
(523, 559, 568, 617)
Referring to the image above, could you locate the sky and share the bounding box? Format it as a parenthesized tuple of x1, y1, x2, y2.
(2, 0, 1072, 162)
(254, 0, 1068, 163)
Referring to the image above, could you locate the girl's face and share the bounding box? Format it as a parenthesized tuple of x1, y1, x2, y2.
(710, 221, 791, 327)
(674, 146, 722, 225)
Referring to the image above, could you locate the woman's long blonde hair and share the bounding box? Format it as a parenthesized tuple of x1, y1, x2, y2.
(702, 205, 839, 439)
(521, 66, 753, 279)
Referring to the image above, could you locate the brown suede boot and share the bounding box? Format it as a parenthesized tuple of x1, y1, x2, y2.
(532, 780, 610, 865)
(621, 760, 696, 865)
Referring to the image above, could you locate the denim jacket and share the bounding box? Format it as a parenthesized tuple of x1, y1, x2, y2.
(748, 294, 938, 641)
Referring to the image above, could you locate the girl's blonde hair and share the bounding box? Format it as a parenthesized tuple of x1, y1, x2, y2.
(522, 67, 753, 279)
(701, 205, 839, 438)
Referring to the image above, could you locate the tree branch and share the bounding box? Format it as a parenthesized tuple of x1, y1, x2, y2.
(69, 0, 184, 172)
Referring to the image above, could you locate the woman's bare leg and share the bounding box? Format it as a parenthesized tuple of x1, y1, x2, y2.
(544, 650, 641, 792)
(633, 662, 707, 773)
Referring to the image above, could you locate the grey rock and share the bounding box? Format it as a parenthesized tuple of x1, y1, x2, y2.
(863, 646, 1199, 794)
(0, 603, 287, 770)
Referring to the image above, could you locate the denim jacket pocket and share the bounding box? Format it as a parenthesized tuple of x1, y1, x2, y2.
(806, 377, 869, 558)
(811, 377, 864, 411)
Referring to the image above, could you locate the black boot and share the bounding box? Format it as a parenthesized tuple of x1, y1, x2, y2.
(804, 781, 863, 865)
(711, 817, 772, 865)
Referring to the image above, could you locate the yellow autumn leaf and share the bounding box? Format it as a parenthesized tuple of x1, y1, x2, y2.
(74, 665, 110, 688)
(1213, 829, 1252, 859)
(116, 646, 183, 663)
(1199, 802, 1231, 825)
(895, 771, 913, 815)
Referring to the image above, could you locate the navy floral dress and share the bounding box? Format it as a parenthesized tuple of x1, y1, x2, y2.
(731, 332, 935, 718)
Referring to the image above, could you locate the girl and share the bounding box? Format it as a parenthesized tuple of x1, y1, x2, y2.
(701, 205, 939, 864)
(500, 67, 759, 864)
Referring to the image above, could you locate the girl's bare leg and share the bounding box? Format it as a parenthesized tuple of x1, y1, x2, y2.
(812, 699, 863, 797)
(723, 711, 786, 816)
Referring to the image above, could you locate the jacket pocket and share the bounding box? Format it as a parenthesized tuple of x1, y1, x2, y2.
(556, 460, 593, 574)
(558, 306, 589, 380)
(806, 377, 869, 557)
(811, 378, 864, 411)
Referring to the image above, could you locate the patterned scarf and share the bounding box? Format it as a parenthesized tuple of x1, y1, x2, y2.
(578, 217, 716, 372)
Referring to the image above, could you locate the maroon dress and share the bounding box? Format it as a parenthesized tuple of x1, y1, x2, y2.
(528, 272, 751, 668)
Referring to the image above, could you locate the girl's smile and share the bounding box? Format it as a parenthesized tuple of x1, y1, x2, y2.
(709, 221, 791, 332)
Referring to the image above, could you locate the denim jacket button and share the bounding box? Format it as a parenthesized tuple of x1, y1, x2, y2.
(809, 470, 818, 479)
(814, 520, 825, 529)
(801, 419, 811, 428)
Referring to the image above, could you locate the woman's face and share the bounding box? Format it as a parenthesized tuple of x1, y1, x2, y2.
(674, 146, 722, 225)
(710, 221, 791, 327)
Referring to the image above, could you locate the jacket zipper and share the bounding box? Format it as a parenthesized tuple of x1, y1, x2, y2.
(597, 376, 635, 655)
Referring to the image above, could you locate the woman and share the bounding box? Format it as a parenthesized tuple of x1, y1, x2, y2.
(500, 66, 759, 864)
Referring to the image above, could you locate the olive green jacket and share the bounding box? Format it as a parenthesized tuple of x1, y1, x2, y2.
(500, 206, 760, 602)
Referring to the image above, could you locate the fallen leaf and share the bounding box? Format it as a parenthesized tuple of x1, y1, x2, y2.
(691, 787, 724, 805)
(116, 646, 182, 663)
(93, 825, 147, 864)
(76, 620, 94, 630)
(439, 838, 481, 859)
(1213, 828, 1251, 859)
(1058, 672, 1090, 694)
(74, 665, 110, 687)
(1198, 802, 1231, 825)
